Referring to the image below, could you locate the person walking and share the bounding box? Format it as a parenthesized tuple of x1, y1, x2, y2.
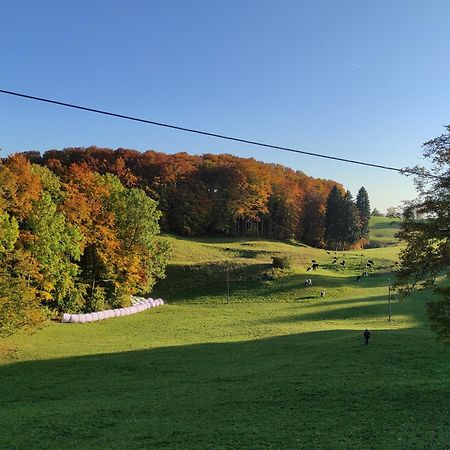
(363, 329, 371, 346)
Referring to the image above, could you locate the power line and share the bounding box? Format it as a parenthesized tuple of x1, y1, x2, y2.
(0, 88, 425, 177)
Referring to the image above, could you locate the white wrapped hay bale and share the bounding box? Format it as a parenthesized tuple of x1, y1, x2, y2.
(85, 314, 93, 323)
(91, 312, 99, 321)
(69, 314, 79, 323)
(78, 314, 86, 324)
(62, 313, 71, 323)
(97, 311, 105, 320)
(114, 309, 121, 317)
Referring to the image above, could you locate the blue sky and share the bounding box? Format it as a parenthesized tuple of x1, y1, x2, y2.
(1, 0, 449, 212)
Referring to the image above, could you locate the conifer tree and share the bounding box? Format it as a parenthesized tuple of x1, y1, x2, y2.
(325, 186, 344, 249)
(342, 190, 361, 246)
(356, 186, 371, 240)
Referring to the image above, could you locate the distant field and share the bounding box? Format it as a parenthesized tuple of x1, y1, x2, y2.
(368, 216, 401, 247)
(0, 222, 449, 449)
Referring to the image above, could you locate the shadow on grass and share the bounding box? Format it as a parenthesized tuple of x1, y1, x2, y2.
(260, 293, 433, 329)
(0, 328, 448, 449)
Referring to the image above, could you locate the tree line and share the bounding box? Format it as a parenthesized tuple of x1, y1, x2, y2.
(19, 147, 370, 249)
(0, 155, 170, 335)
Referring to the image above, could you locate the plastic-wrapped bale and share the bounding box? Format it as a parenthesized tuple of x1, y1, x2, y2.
(113, 309, 121, 317)
(149, 299, 156, 307)
(106, 310, 114, 318)
(97, 311, 105, 320)
(91, 312, 99, 321)
(69, 314, 79, 324)
(119, 308, 126, 316)
(130, 306, 138, 314)
(138, 304, 145, 312)
(155, 298, 163, 306)
(62, 313, 71, 323)
(78, 314, 87, 324)
(85, 314, 93, 323)
(124, 308, 131, 316)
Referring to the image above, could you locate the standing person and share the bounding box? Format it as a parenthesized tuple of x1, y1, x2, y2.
(363, 329, 371, 346)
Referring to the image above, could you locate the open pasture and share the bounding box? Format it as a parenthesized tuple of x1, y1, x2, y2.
(1, 224, 449, 449)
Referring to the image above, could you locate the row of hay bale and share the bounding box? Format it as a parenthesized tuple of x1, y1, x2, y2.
(61, 298, 164, 323)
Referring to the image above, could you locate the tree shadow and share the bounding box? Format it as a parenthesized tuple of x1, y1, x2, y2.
(0, 329, 448, 449)
(258, 293, 428, 326)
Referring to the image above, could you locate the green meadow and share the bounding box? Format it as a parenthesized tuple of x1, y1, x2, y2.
(0, 218, 449, 449)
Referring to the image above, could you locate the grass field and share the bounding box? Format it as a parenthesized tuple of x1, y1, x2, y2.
(368, 216, 402, 247)
(0, 220, 449, 449)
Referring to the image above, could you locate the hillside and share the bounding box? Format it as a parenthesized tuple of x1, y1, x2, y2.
(368, 216, 402, 247)
(0, 223, 448, 449)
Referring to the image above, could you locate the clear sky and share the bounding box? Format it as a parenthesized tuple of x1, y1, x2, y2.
(1, 0, 449, 212)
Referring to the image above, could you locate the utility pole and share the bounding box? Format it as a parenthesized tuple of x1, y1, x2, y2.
(388, 276, 392, 322)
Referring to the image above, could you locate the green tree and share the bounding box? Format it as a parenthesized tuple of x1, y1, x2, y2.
(356, 186, 371, 240)
(324, 186, 344, 249)
(371, 208, 384, 217)
(394, 125, 450, 344)
(342, 190, 361, 247)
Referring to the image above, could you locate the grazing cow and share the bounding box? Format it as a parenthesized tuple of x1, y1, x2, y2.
(327, 251, 331, 255)
(320, 290, 325, 298)
(363, 271, 368, 277)
(307, 267, 312, 272)
(312, 263, 319, 270)
(340, 260, 346, 267)
(368, 260, 374, 265)
(312, 259, 317, 263)
(356, 275, 362, 281)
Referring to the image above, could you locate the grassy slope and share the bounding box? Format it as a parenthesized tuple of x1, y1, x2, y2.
(0, 222, 449, 449)
(369, 216, 402, 245)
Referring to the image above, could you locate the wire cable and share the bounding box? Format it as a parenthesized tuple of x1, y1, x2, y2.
(0, 88, 428, 177)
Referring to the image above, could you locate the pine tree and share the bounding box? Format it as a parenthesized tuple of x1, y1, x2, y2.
(324, 186, 344, 249)
(356, 187, 371, 240)
(342, 190, 361, 246)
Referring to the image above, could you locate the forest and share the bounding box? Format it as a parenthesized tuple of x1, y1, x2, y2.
(20, 146, 370, 247)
